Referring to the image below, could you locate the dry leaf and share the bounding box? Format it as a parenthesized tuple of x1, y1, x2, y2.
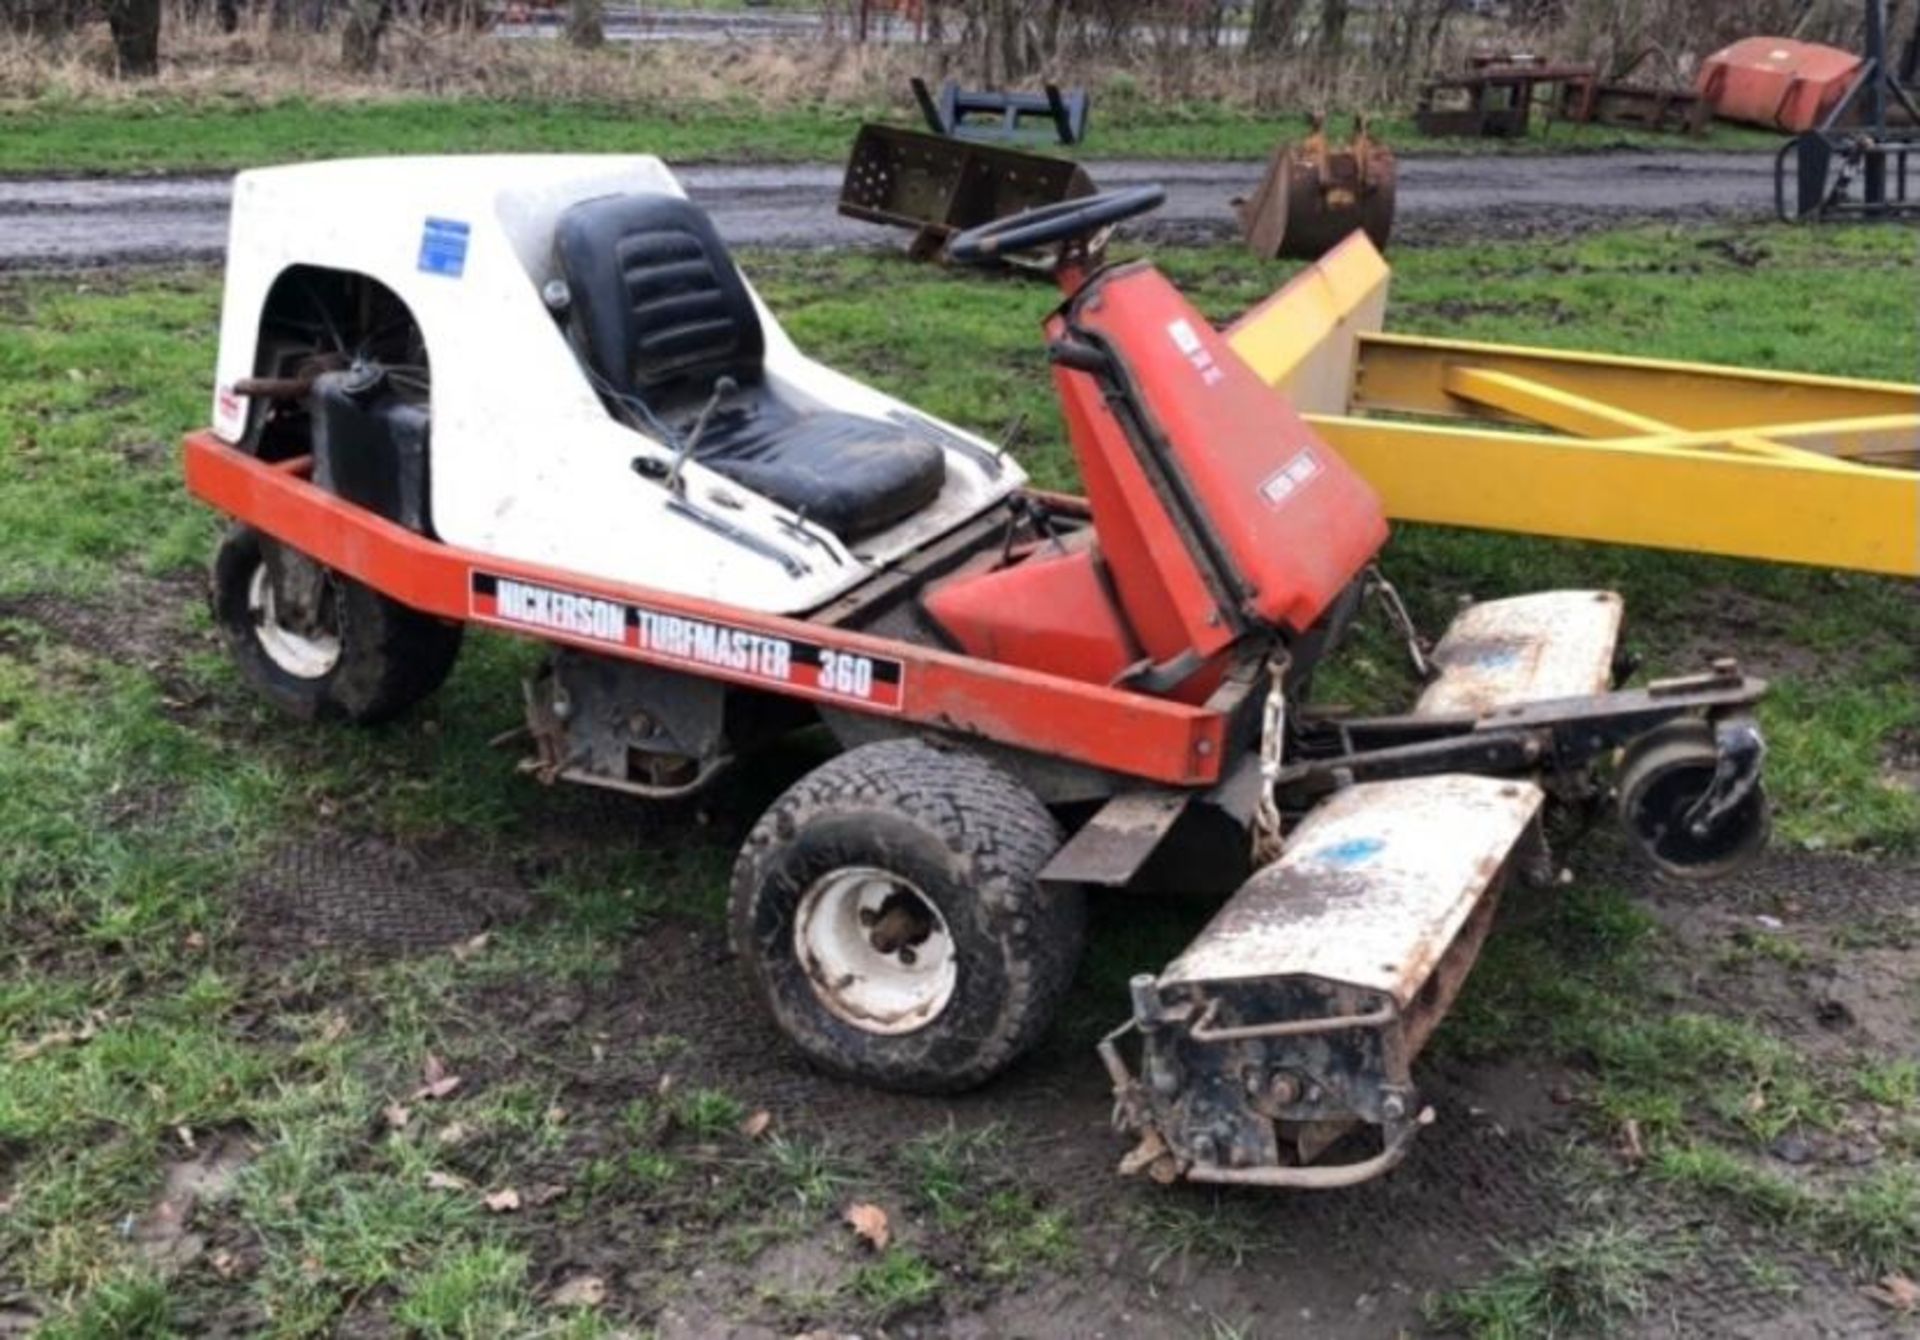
(435, 1121, 474, 1147)
(739, 1110, 772, 1140)
(424, 1170, 472, 1192)
(544, 1105, 569, 1127)
(209, 1248, 242, 1279)
(9, 1014, 100, 1064)
(845, 1202, 890, 1252)
(411, 1054, 463, 1101)
(319, 1013, 350, 1044)
(1617, 1118, 1645, 1166)
(450, 933, 491, 963)
(1745, 1090, 1768, 1115)
(175, 1125, 197, 1152)
(1118, 1128, 1169, 1178)
(524, 1183, 567, 1207)
(549, 1274, 607, 1309)
(483, 1188, 522, 1214)
(383, 1104, 412, 1131)
(1865, 1273, 1920, 1312)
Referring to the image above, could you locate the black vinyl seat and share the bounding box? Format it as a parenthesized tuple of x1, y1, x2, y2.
(555, 192, 946, 540)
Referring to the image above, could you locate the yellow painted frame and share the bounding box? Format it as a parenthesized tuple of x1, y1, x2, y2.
(1225, 235, 1920, 577)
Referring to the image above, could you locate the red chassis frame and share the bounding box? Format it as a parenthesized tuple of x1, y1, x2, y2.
(183, 433, 1228, 787)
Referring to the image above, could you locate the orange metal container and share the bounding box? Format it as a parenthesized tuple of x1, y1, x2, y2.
(1698, 37, 1865, 133)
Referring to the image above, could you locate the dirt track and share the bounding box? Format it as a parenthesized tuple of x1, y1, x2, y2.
(0, 151, 1781, 270)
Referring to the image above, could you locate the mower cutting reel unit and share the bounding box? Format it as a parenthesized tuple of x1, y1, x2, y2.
(839, 79, 1097, 266)
(1235, 114, 1396, 262)
(186, 156, 1779, 1196)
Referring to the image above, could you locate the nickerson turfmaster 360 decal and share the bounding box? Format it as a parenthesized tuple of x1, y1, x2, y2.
(470, 572, 905, 708)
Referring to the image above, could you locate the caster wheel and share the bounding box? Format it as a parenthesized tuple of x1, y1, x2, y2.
(1617, 720, 1769, 880)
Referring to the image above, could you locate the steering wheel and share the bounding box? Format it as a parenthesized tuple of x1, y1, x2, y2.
(946, 185, 1167, 265)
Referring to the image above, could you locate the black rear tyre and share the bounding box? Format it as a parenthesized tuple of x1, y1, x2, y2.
(211, 524, 462, 724)
(729, 738, 1084, 1093)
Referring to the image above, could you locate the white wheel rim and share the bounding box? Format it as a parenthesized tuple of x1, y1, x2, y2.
(794, 866, 957, 1036)
(247, 563, 342, 679)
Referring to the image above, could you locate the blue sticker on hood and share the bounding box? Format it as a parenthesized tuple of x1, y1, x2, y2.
(418, 217, 470, 278)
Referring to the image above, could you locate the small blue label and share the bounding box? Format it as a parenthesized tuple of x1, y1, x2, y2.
(1312, 836, 1387, 868)
(418, 217, 470, 278)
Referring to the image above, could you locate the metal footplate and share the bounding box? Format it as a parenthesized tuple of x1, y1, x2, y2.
(1102, 774, 1544, 1189)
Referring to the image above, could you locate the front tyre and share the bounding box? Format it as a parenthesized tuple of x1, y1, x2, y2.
(729, 738, 1084, 1093)
(211, 524, 462, 724)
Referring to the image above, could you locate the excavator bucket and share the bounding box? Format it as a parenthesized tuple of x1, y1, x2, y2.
(838, 123, 1097, 265)
(1235, 115, 1396, 262)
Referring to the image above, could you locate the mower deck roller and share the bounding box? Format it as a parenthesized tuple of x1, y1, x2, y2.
(1106, 774, 1543, 1187)
(1106, 588, 1623, 1186)
(838, 123, 1097, 262)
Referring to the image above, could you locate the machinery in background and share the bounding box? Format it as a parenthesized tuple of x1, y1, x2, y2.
(1700, 2, 1920, 222)
(1234, 113, 1397, 261)
(1415, 50, 1706, 139)
(837, 79, 1097, 266)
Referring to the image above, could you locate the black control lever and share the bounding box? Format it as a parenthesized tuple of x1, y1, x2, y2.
(664, 375, 738, 494)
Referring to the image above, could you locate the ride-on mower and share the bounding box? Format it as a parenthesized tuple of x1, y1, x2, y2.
(184, 157, 1772, 1189)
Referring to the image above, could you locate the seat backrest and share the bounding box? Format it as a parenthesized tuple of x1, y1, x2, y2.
(554, 193, 764, 403)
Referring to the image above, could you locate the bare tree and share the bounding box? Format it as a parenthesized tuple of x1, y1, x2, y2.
(107, 0, 162, 74)
(567, 0, 604, 49)
(1318, 0, 1348, 51)
(340, 0, 392, 71)
(1248, 0, 1303, 55)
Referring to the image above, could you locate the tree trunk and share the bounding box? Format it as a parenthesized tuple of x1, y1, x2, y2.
(567, 0, 604, 48)
(107, 0, 163, 75)
(271, 0, 329, 32)
(340, 0, 392, 71)
(1248, 0, 1301, 55)
(1318, 0, 1348, 51)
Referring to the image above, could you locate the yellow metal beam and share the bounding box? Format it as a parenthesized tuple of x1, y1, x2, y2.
(1353, 331, 1919, 431)
(1226, 233, 1391, 416)
(1224, 233, 1920, 577)
(1588, 413, 1920, 463)
(1438, 367, 1836, 467)
(1306, 414, 1920, 578)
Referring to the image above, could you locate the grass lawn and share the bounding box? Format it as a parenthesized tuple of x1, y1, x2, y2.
(0, 94, 1781, 175)
(0, 225, 1915, 1336)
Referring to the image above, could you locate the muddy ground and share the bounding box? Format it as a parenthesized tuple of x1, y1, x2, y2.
(6, 558, 1917, 1339)
(0, 151, 1782, 270)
